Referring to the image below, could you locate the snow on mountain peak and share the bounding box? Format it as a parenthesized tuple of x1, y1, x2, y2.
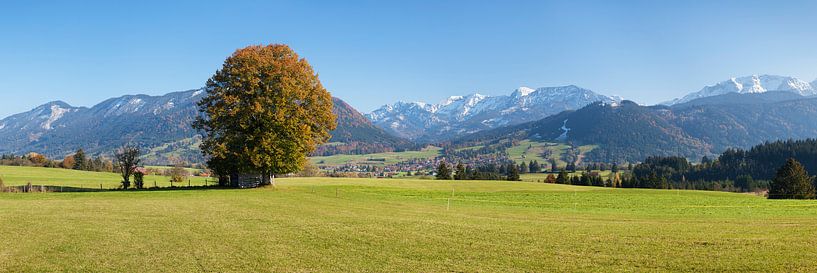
(440, 96, 464, 106)
(40, 104, 71, 130)
(367, 84, 617, 140)
(513, 87, 535, 97)
(667, 74, 817, 105)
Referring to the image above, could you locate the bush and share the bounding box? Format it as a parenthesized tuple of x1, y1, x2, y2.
(134, 172, 145, 189)
(169, 166, 188, 183)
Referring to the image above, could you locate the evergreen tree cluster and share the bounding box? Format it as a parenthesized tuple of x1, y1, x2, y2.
(436, 161, 522, 181)
(623, 139, 817, 195)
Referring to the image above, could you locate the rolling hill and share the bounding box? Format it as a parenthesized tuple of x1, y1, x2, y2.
(454, 93, 817, 163)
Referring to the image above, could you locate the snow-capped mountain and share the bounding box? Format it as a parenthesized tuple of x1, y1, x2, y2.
(664, 75, 817, 105)
(367, 85, 620, 141)
(0, 89, 408, 164)
(0, 89, 207, 162)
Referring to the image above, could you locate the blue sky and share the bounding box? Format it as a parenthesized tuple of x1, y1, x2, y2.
(3, 0, 817, 118)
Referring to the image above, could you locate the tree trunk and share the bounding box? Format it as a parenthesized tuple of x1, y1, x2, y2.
(271, 174, 276, 187)
(230, 172, 239, 188)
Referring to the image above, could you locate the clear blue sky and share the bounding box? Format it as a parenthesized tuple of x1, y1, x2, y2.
(3, 0, 817, 118)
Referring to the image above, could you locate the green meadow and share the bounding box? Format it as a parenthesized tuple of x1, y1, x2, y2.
(1, 166, 817, 272)
(310, 146, 441, 167)
(505, 140, 597, 167)
(0, 166, 213, 189)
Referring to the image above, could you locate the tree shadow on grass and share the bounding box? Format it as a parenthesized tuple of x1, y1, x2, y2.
(2, 184, 242, 193)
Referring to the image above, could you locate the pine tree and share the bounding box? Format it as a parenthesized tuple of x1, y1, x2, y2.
(507, 164, 520, 181)
(519, 162, 529, 173)
(768, 158, 816, 199)
(73, 149, 87, 171)
(436, 162, 452, 180)
(556, 170, 568, 184)
(529, 160, 540, 173)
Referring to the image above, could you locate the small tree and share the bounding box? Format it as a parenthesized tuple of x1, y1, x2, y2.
(507, 165, 520, 181)
(169, 165, 189, 184)
(297, 161, 323, 177)
(556, 170, 568, 184)
(768, 158, 816, 199)
(134, 171, 145, 189)
(454, 163, 466, 180)
(529, 160, 541, 173)
(519, 162, 529, 173)
(115, 146, 141, 189)
(61, 155, 75, 169)
(545, 174, 557, 184)
(73, 148, 87, 171)
(436, 162, 452, 180)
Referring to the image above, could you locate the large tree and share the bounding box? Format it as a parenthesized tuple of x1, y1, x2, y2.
(195, 44, 336, 187)
(768, 158, 816, 199)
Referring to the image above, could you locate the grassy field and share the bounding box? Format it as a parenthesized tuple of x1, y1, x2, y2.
(1, 167, 817, 271)
(506, 140, 596, 167)
(0, 166, 214, 189)
(310, 146, 441, 167)
(520, 170, 614, 182)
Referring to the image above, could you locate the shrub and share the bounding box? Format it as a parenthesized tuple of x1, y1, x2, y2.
(134, 172, 145, 189)
(169, 166, 188, 183)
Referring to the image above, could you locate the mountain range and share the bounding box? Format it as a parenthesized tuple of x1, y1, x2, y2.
(367, 85, 620, 141)
(662, 74, 817, 105)
(455, 91, 817, 163)
(2, 74, 816, 164)
(0, 90, 400, 164)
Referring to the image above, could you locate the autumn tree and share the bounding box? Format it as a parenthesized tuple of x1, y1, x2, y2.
(61, 155, 75, 169)
(28, 153, 47, 165)
(545, 173, 557, 184)
(195, 44, 336, 187)
(768, 158, 816, 199)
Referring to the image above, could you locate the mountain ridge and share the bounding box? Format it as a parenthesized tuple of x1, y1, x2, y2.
(367, 85, 620, 142)
(0, 89, 406, 164)
(663, 74, 817, 105)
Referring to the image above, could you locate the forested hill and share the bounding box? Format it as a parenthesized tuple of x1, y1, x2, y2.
(313, 98, 416, 156)
(452, 93, 817, 163)
(628, 139, 817, 191)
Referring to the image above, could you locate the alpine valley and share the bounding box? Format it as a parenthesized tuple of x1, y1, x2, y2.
(1, 74, 816, 165)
